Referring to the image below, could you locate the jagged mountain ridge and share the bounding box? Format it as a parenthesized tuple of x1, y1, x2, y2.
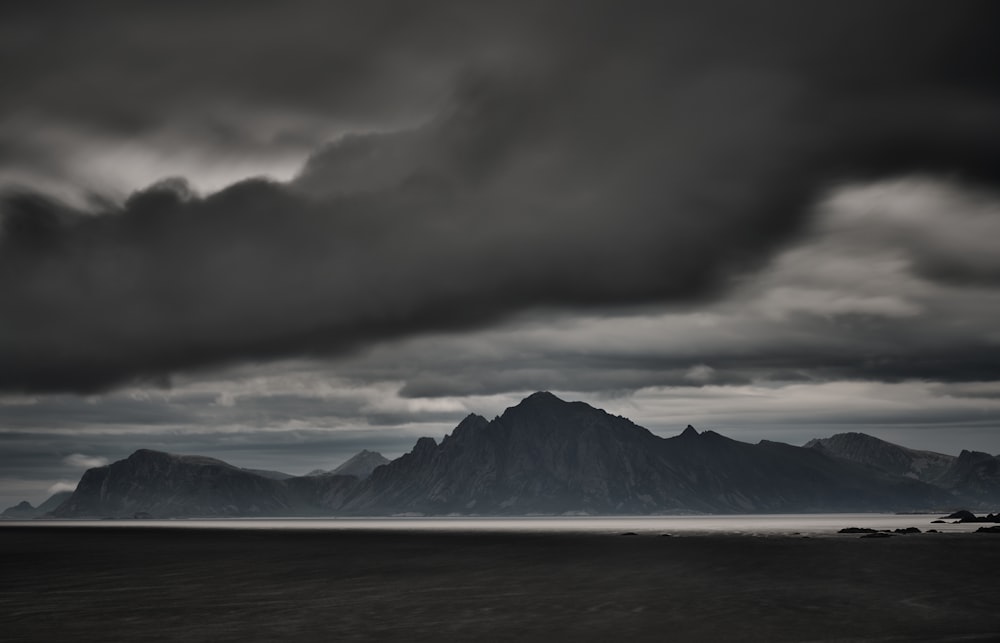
(341, 393, 949, 515)
(52, 392, 989, 518)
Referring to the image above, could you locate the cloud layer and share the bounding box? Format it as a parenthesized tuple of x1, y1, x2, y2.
(3, 1, 1000, 393)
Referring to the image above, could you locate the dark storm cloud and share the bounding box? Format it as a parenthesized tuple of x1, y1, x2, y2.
(3, 1, 1000, 393)
(366, 333, 1000, 399)
(0, 394, 199, 428)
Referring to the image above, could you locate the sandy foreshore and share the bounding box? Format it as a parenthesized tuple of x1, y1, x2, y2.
(2, 526, 999, 641)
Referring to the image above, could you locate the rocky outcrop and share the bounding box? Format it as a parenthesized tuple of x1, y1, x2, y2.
(945, 510, 1000, 523)
(306, 450, 390, 479)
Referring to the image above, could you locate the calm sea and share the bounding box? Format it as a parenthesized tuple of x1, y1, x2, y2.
(5, 513, 979, 536)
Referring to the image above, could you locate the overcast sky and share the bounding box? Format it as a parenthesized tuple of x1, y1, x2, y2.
(3, 1, 1000, 507)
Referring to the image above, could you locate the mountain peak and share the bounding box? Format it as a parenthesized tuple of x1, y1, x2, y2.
(680, 425, 699, 438)
(807, 431, 956, 485)
(330, 450, 390, 479)
(127, 449, 236, 470)
(413, 436, 437, 453)
(456, 413, 489, 428)
(1, 500, 37, 518)
(521, 391, 565, 405)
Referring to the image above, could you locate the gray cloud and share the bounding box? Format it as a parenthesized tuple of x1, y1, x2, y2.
(3, 2, 1000, 393)
(62, 453, 109, 469)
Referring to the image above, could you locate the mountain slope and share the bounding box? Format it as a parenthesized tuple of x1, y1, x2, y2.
(35, 490, 73, 515)
(1, 501, 37, 518)
(331, 450, 390, 478)
(939, 450, 1000, 505)
(307, 450, 390, 479)
(805, 432, 954, 484)
(805, 433, 1000, 507)
(1, 491, 73, 519)
(242, 468, 294, 480)
(53, 450, 313, 518)
(655, 431, 949, 513)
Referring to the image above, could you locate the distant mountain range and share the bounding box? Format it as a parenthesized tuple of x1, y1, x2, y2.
(1, 491, 73, 518)
(8, 392, 998, 518)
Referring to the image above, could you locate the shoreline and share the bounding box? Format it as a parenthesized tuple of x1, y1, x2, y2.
(1, 511, 992, 538)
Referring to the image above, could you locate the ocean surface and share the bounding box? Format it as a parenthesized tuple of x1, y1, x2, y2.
(4, 512, 979, 535)
(4, 515, 1000, 641)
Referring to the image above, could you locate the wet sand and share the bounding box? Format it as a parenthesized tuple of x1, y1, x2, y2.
(2, 526, 999, 642)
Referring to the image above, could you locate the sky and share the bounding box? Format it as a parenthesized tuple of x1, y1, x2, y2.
(3, 1, 1000, 507)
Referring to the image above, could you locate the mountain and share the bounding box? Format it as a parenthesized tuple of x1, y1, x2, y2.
(52, 450, 310, 518)
(340, 392, 950, 515)
(1, 491, 73, 519)
(939, 450, 1000, 505)
(805, 433, 955, 484)
(806, 433, 1000, 508)
(306, 450, 390, 479)
(331, 450, 390, 478)
(35, 490, 73, 514)
(52, 392, 984, 518)
(1, 501, 37, 519)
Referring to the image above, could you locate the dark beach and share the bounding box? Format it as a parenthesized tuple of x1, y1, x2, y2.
(2, 526, 999, 642)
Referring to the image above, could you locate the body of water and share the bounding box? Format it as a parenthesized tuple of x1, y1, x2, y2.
(2, 513, 979, 535)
